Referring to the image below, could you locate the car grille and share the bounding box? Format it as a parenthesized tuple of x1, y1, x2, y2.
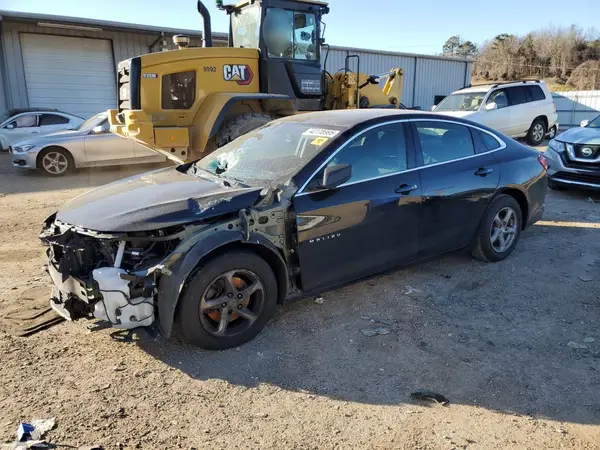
(117, 57, 141, 114)
(554, 171, 600, 184)
(573, 144, 600, 160)
(560, 152, 600, 170)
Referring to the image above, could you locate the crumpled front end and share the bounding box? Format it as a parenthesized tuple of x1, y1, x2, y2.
(40, 214, 182, 330)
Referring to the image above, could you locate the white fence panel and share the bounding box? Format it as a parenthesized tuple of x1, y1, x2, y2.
(552, 90, 600, 129)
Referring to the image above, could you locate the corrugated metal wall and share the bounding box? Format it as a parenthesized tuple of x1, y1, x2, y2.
(0, 20, 225, 111)
(323, 47, 472, 110)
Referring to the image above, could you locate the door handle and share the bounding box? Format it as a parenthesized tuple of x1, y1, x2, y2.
(475, 167, 493, 177)
(395, 184, 418, 195)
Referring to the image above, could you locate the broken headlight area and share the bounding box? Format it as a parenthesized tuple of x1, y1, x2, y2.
(41, 219, 183, 330)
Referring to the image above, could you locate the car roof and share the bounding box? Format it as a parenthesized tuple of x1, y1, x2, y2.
(276, 109, 480, 129)
(6, 108, 82, 119)
(457, 80, 547, 94)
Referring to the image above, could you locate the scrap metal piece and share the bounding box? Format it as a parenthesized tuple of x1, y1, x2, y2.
(410, 391, 450, 406)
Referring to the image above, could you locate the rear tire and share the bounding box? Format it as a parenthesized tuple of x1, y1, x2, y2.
(471, 195, 522, 263)
(526, 118, 546, 146)
(216, 113, 273, 147)
(37, 147, 73, 176)
(547, 125, 557, 140)
(176, 251, 278, 350)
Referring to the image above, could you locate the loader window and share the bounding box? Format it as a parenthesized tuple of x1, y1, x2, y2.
(231, 3, 261, 49)
(161, 70, 196, 110)
(264, 8, 318, 61)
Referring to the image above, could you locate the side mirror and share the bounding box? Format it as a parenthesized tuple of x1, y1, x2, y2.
(6, 123, 15, 130)
(430, 105, 437, 111)
(91, 125, 105, 134)
(581, 120, 590, 128)
(485, 102, 498, 111)
(320, 164, 352, 190)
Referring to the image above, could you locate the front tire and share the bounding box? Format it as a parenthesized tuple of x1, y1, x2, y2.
(526, 119, 546, 146)
(38, 148, 73, 176)
(471, 195, 522, 262)
(176, 251, 278, 350)
(216, 113, 273, 147)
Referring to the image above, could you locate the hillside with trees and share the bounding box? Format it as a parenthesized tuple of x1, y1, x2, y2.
(442, 27, 600, 90)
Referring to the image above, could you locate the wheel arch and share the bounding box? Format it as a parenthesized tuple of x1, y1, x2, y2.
(157, 231, 290, 338)
(36, 145, 75, 169)
(532, 115, 548, 131)
(495, 187, 529, 229)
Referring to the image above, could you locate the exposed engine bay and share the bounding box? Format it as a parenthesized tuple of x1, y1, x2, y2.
(39, 192, 293, 335)
(41, 218, 183, 329)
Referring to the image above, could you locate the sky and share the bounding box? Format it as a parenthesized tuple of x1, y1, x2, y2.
(0, 0, 597, 55)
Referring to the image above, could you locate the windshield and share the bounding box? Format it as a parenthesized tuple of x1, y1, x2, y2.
(77, 113, 107, 131)
(587, 115, 600, 129)
(194, 121, 346, 186)
(435, 92, 487, 112)
(231, 3, 261, 49)
(263, 8, 318, 60)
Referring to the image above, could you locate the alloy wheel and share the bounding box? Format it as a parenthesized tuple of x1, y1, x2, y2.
(42, 152, 69, 175)
(547, 126, 556, 139)
(199, 269, 265, 338)
(490, 207, 518, 253)
(532, 124, 545, 143)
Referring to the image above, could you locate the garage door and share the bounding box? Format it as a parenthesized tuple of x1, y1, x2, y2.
(20, 34, 117, 118)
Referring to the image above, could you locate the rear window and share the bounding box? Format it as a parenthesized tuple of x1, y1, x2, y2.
(528, 85, 546, 101)
(161, 70, 196, 110)
(40, 114, 69, 126)
(472, 128, 502, 152)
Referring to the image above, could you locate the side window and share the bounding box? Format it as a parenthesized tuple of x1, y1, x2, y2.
(415, 121, 475, 165)
(100, 120, 110, 132)
(322, 123, 407, 185)
(12, 115, 38, 128)
(529, 85, 546, 102)
(161, 70, 196, 109)
(507, 86, 529, 105)
(39, 114, 69, 126)
(487, 90, 508, 109)
(472, 128, 502, 153)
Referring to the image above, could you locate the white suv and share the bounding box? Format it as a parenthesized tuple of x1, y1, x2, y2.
(433, 81, 558, 146)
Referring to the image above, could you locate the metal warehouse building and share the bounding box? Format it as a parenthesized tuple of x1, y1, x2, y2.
(0, 10, 472, 118)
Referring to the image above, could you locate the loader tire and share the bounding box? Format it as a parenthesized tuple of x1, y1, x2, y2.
(216, 113, 273, 147)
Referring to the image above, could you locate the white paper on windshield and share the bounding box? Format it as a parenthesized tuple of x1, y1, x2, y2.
(302, 128, 341, 138)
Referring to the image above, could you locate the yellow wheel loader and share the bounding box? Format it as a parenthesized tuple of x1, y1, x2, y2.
(108, 0, 404, 163)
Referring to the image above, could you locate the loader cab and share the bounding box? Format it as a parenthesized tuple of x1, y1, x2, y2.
(222, 0, 330, 110)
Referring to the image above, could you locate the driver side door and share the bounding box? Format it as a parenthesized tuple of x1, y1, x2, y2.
(2, 114, 41, 147)
(84, 119, 135, 164)
(292, 121, 422, 293)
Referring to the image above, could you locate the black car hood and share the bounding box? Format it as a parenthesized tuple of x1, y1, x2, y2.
(57, 167, 263, 232)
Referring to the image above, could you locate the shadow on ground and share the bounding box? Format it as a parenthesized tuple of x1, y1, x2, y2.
(135, 200, 600, 425)
(0, 153, 171, 195)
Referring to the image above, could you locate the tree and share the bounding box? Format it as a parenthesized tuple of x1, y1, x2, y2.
(443, 36, 462, 56)
(457, 41, 478, 57)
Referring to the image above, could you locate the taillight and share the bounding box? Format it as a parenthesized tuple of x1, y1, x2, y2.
(538, 154, 549, 171)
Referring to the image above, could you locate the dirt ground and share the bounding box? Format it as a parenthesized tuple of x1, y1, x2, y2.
(1, 151, 599, 450)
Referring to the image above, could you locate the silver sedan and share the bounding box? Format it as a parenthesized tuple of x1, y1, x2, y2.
(10, 113, 166, 175)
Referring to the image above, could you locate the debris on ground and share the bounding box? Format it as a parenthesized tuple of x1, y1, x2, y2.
(588, 197, 595, 204)
(360, 315, 393, 326)
(0, 418, 57, 450)
(403, 286, 421, 295)
(314, 297, 325, 305)
(583, 337, 596, 344)
(579, 275, 594, 282)
(567, 341, 588, 349)
(360, 326, 391, 337)
(410, 391, 450, 406)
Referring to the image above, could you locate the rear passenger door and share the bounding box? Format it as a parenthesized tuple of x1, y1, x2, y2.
(505, 86, 532, 136)
(38, 114, 71, 136)
(411, 120, 501, 258)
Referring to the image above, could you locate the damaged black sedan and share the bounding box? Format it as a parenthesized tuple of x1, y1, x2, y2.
(41, 110, 547, 349)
